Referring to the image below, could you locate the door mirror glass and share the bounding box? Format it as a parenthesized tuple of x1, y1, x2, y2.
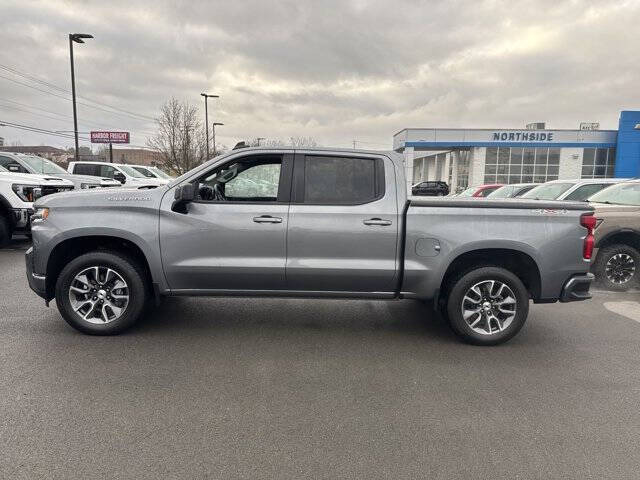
(172, 183, 195, 213)
(8, 164, 20, 172)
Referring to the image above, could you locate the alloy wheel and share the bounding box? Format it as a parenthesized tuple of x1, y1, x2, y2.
(461, 280, 517, 335)
(68, 266, 129, 324)
(605, 253, 635, 284)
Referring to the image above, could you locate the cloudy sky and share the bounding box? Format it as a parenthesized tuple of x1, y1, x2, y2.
(0, 0, 639, 151)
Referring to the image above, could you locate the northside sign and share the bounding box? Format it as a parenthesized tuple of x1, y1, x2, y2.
(90, 131, 130, 144)
(492, 131, 555, 142)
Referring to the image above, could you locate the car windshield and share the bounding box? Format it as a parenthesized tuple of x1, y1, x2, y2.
(118, 165, 147, 178)
(18, 155, 67, 175)
(149, 167, 172, 179)
(487, 185, 515, 198)
(457, 187, 477, 197)
(132, 166, 156, 178)
(521, 182, 574, 200)
(0, 164, 7, 172)
(589, 182, 640, 206)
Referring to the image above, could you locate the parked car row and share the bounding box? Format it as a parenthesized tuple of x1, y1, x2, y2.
(0, 152, 173, 247)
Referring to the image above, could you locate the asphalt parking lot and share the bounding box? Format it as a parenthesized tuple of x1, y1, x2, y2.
(2, 237, 640, 479)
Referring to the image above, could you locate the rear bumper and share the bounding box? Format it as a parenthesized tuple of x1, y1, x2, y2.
(559, 273, 594, 302)
(25, 246, 47, 299)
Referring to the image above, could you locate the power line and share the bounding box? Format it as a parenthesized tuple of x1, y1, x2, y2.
(0, 63, 156, 122)
(0, 120, 91, 142)
(0, 72, 156, 125)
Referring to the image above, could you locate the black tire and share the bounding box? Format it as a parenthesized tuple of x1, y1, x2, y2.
(55, 250, 148, 335)
(593, 244, 640, 291)
(446, 266, 529, 346)
(0, 213, 12, 248)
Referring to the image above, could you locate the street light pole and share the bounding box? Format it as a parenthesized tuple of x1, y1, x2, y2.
(69, 33, 93, 162)
(212, 122, 224, 156)
(201, 93, 219, 159)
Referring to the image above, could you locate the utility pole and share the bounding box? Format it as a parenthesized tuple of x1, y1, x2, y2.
(256, 137, 265, 146)
(109, 142, 113, 163)
(69, 33, 93, 162)
(201, 93, 219, 159)
(212, 122, 224, 156)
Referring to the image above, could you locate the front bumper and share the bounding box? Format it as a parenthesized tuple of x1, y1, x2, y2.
(13, 208, 34, 231)
(25, 246, 47, 299)
(559, 273, 594, 302)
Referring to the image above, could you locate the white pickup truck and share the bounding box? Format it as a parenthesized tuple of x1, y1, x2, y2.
(0, 164, 73, 246)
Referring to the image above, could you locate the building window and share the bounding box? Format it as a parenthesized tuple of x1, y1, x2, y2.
(581, 148, 616, 178)
(484, 147, 559, 184)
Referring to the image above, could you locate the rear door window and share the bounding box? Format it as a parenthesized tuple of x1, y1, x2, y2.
(74, 164, 100, 176)
(300, 155, 384, 204)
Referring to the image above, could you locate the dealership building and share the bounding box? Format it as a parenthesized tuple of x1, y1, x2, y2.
(393, 110, 640, 193)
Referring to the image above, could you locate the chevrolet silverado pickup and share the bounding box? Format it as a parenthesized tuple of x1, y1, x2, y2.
(26, 148, 595, 345)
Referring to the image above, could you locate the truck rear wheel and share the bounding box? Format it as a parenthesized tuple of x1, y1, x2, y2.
(55, 251, 148, 335)
(446, 266, 529, 346)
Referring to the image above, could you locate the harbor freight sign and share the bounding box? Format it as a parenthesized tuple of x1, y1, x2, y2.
(90, 131, 130, 144)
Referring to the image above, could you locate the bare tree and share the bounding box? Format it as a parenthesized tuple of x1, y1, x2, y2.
(148, 98, 208, 175)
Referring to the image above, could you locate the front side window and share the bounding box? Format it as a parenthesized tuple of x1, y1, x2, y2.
(198, 155, 283, 202)
(0, 156, 29, 173)
(99, 165, 117, 179)
(302, 155, 382, 204)
(74, 164, 99, 176)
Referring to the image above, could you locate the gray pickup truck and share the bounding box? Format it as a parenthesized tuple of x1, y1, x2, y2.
(25, 147, 595, 345)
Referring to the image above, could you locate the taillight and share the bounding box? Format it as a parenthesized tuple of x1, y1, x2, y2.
(581, 213, 597, 260)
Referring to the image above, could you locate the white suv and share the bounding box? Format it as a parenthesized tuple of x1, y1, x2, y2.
(0, 164, 74, 246)
(67, 161, 166, 188)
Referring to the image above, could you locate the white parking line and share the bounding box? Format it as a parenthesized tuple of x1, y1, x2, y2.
(604, 301, 640, 323)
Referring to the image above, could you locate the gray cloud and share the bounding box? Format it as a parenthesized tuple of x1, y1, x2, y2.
(0, 0, 639, 150)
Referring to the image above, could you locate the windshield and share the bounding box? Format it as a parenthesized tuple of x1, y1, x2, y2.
(18, 155, 67, 175)
(118, 165, 147, 178)
(487, 185, 515, 198)
(149, 167, 172, 179)
(521, 182, 574, 200)
(589, 182, 640, 206)
(132, 166, 156, 178)
(457, 187, 477, 197)
(0, 164, 7, 172)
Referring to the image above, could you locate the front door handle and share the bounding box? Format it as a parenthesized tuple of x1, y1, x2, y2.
(363, 218, 392, 226)
(253, 215, 283, 224)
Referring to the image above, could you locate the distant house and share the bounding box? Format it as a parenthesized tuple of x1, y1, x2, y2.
(110, 148, 163, 166)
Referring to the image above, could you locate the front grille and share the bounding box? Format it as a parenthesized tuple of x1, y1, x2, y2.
(41, 186, 74, 196)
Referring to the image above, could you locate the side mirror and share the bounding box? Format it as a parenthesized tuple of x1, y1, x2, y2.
(114, 172, 126, 184)
(8, 164, 20, 172)
(172, 183, 195, 213)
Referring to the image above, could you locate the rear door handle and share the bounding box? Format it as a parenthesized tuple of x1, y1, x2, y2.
(253, 215, 283, 224)
(363, 218, 392, 226)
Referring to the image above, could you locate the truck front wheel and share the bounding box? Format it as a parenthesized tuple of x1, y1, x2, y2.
(55, 251, 148, 335)
(446, 266, 529, 346)
(0, 213, 12, 248)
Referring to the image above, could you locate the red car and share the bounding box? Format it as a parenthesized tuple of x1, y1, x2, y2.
(456, 184, 503, 197)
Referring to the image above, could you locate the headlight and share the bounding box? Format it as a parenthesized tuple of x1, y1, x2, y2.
(31, 207, 49, 223)
(12, 184, 42, 202)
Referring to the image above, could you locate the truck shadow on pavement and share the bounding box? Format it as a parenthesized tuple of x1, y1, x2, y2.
(130, 296, 457, 343)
